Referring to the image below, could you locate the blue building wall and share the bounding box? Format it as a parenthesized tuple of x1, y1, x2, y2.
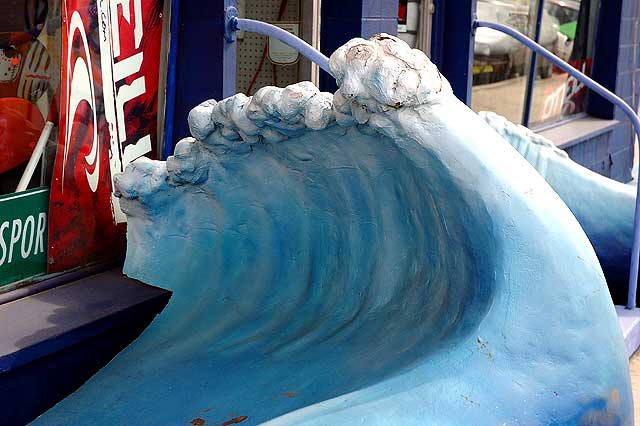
(563, 131, 617, 177)
(606, 0, 640, 182)
(165, 0, 229, 149)
(319, 0, 397, 93)
(569, 0, 640, 182)
(430, 0, 475, 104)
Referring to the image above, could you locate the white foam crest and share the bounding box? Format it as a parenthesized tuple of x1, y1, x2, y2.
(478, 111, 568, 158)
(328, 33, 452, 111)
(120, 34, 455, 191)
(187, 82, 336, 149)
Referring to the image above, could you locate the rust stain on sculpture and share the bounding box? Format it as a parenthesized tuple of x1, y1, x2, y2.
(221, 415, 248, 425)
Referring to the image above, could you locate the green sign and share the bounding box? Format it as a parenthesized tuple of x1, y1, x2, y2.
(0, 187, 49, 288)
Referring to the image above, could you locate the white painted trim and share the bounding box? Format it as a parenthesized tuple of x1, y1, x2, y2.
(0, 188, 49, 204)
(310, 0, 321, 86)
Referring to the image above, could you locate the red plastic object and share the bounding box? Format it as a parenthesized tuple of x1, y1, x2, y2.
(0, 97, 44, 173)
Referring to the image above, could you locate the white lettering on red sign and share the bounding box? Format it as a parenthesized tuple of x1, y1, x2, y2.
(64, 0, 153, 222)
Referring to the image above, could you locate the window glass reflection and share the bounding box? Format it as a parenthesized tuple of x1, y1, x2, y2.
(0, 0, 60, 195)
(471, 0, 599, 129)
(472, 0, 599, 128)
(529, 0, 599, 128)
(472, 0, 546, 123)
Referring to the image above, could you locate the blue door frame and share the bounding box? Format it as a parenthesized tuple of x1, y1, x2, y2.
(162, 0, 237, 160)
(429, 0, 475, 104)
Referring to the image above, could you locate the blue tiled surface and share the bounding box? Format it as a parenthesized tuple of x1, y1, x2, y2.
(564, 124, 633, 183)
(564, 0, 638, 182)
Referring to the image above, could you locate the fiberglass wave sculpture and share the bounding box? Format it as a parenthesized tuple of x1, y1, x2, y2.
(36, 34, 632, 425)
(479, 111, 637, 306)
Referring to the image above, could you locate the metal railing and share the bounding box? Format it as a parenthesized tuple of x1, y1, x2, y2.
(224, 6, 330, 73)
(222, 6, 640, 310)
(474, 21, 640, 310)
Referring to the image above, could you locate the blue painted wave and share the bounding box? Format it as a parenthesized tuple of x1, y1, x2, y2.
(480, 111, 637, 306)
(35, 34, 632, 425)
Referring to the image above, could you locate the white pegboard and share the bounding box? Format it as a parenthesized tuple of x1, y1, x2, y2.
(236, 0, 301, 95)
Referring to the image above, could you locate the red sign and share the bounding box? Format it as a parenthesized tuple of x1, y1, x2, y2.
(562, 59, 592, 117)
(48, 0, 164, 272)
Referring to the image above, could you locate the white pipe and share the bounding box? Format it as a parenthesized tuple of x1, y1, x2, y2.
(16, 121, 54, 192)
(406, 1, 420, 33)
(310, 0, 322, 87)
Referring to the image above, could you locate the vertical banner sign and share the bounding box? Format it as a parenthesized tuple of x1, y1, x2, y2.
(48, 0, 164, 272)
(0, 188, 49, 288)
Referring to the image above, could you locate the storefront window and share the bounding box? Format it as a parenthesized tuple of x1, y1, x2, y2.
(0, 0, 59, 194)
(0, 0, 166, 291)
(0, 0, 60, 289)
(471, 0, 598, 128)
(529, 0, 599, 127)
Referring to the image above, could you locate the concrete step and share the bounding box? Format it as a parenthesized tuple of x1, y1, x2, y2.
(616, 305, 640, 357)
(0, 269, 170, 425)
